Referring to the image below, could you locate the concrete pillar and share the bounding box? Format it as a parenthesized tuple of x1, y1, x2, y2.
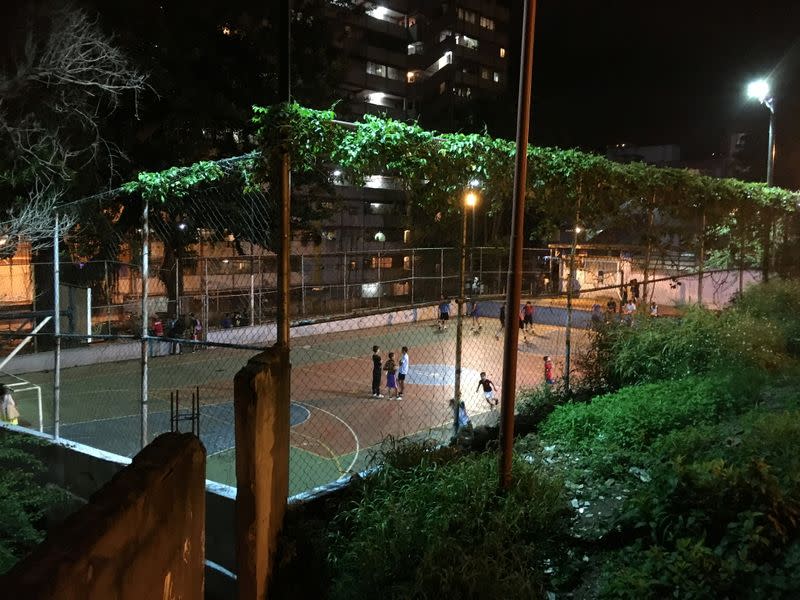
(234, 346, 291, 600)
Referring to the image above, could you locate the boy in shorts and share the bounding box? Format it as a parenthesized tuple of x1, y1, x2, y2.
(438, 295, 451, 330)
(476, 372, 499, 408)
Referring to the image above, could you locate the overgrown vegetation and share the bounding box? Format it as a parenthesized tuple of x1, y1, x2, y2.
(0, 433, 69, 574)
(273, 280, 800, 599)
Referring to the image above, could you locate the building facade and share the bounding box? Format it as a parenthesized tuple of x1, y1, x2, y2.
(331, 1, 511, 131)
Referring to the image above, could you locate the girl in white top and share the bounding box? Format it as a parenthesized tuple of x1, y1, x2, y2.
(1, 385, 19, 425)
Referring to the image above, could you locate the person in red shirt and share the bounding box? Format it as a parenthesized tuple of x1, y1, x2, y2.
(543, 355, 555, 384)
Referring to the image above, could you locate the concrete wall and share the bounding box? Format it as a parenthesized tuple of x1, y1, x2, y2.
(6, 304, 438, 375)
(2, 432, 206, 600)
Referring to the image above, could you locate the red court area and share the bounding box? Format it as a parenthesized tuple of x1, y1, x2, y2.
(286, 317, 581, 462)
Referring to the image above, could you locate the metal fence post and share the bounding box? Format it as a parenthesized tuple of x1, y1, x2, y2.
(140, 196, 150, 449)
(250, 259, 255, 326)
(440, 248, 444, 295)
(342, 252, 347, 314)
(300, 254, 306, 316)
(53, 214, 61, 440)
(411, 249, 415, 305)
(202, 257, 209, 339)
(377, 250, 382, 309)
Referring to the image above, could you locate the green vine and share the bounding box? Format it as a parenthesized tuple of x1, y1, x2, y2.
(121, 161, 224, 203)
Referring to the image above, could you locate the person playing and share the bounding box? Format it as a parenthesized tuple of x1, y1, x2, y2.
(522, 301, 535, 333)
(397, 346, 409, 400)
(371, 345, 383, 398)
(495, 304, 506, 340)
(518, 306, 529, 344)
(449, 398, 472, 437)
(0, 385, 19, 425)
(476, 371, 499, 408)
(437, 295, 451, 330)
(470, 299, 481, 332)
(590, 303, 603, 329)
(543, 355, 555, 384)
(384, 351, 398, 399)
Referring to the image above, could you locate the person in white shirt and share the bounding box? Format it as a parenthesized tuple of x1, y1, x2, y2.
(1, 385, 19, 425)
(397, 346, 409, 400)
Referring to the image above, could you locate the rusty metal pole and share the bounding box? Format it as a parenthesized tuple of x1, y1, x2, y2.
(275, 0, 291, 348)
(499, 0, 537, 491)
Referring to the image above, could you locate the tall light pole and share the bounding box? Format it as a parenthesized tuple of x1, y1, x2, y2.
(453, 189, 479, 434)
(746, 79, 775, 186)
(746, 78, 776, 282)
(468, 179, 480, 291)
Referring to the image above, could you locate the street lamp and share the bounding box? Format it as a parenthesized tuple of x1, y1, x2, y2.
(746, 78, 777, 282)
(746, 78, 776, 186)
(465, 188, 479, 296)
(453, 188, 480, 434)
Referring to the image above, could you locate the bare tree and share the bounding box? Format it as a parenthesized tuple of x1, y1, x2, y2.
(0, 1, 147, 249)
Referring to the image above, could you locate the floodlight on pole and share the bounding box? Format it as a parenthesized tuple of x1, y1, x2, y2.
(464, 191, 478, 208)
(747, 79, 770, 103)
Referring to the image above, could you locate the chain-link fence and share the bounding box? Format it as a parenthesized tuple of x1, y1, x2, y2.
(0, 163, 760, 496)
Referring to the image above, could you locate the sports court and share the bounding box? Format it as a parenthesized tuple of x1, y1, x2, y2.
(4, 302, 590, 496)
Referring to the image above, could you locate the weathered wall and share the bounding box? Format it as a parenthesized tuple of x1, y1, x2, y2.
(1, 432, 206, 600)
(234, 346, 291, 600)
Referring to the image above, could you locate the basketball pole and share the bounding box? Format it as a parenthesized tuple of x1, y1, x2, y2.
(140, 195, 150, 449)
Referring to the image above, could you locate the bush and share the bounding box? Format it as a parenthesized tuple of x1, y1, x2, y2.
(0, 433, 69, 574)
(327, 451, 570, 600)
(576, 304, 790, 390)
(516, 383, 563, 422)
(734, 279, 800, 356)
(599, 410, 800, 598)
(538, 371, 762, 477)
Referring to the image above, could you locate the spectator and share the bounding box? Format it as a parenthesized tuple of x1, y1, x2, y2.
(221, 313, 233, 329)
(384, 352, 398, 399)
(371, 345, 383, 398)
(397, 346, 409, 400)
(0, 385, 19, 425)
(437, 295, 451, 331)
(543, 355, 555, 384)
(590, 303, 603, 328)
(649, 301, 659, 317)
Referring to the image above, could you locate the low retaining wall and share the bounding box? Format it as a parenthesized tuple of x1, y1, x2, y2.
(2, 432, 206, 600)
(0, 425, 237, 599)
(7, 305, 439, 375)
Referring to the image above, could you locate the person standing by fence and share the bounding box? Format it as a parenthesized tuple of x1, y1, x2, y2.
(398, 346, 409, 400)
(371, 345, 383, 398)
(384, 352, 398, 399)
(0, 385, 19, 425)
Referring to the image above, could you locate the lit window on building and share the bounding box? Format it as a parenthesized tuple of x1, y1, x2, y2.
(403, 230, 411, 244)
(455, 35, 479, 50)
(457, 8, 476, 23)
(429, 51, 453, 73)
(500, 47, 506, 58)
(407, 42, 423, 55)
(367, 61, 386, 78)
(439, 30, 452, 42)
(371, 256, 393, 268)
(493, 72, 500, 83)
(407, 70, 422, 83)
(480, 67, 491, 80)
(386, 66, 404, 81)
(480, 16, 495, 30)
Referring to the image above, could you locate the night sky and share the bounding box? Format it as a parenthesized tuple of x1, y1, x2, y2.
(524, 0, 800, 186)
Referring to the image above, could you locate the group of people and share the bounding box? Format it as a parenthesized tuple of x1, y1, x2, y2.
(149, 312, 203, 355)
(220, 312, 246, 329)
(371, 345, 409, 399)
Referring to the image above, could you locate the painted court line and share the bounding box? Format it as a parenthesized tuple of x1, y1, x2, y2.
(295, 401, 361, 475)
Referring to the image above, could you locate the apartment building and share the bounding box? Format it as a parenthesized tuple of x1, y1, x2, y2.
(331, 1, 511, 130)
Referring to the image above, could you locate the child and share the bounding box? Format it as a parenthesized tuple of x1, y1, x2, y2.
(384, 351, 398, 399)
(649, 301, 659, 317)
(522, 301, 535, 333)
(470, 299, 481, 332)
(476, 372, 499, 408)
(543, 355, 555, 385)
(495, 304, 505, 340)
(449, 398, 472, 435)
(371, 345, 383, 398)
(1, 385, 19, 425)
(438, 295, 451, 331)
